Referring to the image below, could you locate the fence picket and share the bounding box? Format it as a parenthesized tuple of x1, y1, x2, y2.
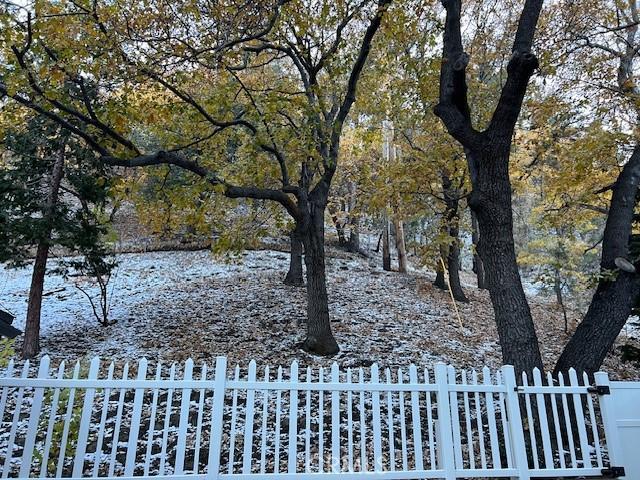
(319, 366, 325, 472)
(532, 368, 553, 468)
(371, 363, 383, 471)
(409, 364, 424, 471)
(461, 370, 474, 470)
(483, 366, 501, 469)
(346, 368, 354, 472)
(159, 363, 176, 476)
(175, 358, 193, 474)
(358, 367, 366, 472)
(522, 371, 539, 470)
(19, 356, 49, 478)
(568, 369, 591, 468)
(557, 372, 577, 468)
(546, 371, 566, 469)
(583, 371, 603, 467)
(288, 361, 299, 474)
(144, 363, 162, 476)
(330, 362, 340, 473)
(92, 362, 114, 477)
(107, 362, 128, 477)
(0, 359, 14, 424)
(42, 362, 66, 478)
(193, 362, 208, 474)
(385, 368, 396, 472)
(228, 365, 241, 474)
(2, 360, 29, 478)
(206, 357, 227, 477)
(305, 366, 312, 473)
(397, 368, 409, 472)
(273, 366, 283, 473)
(125, 357, 147, 476)
(471, 369, 487, 470)
(424, 368, 436, 470)
(242, 360, 257, 474)
(259, 366, 270, 474)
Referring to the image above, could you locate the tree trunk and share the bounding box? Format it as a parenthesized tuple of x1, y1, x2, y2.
(23, 243, 50, 359)
(555, 145, 640, 377)
(23, 149, 65, 359)
(284, 227, 304, 286)
(434, 259, 447, 289)
(553, 269, 568, 334)
(301, 204, 339, 356)
(447, 237, 468, 303)
(471, 209, 486, 289)
(347, 216, 360, 253)
(382, 217, 391, 271)
(394, 218, 408, 273)
(471, 147, 543, 375)
(442, 173, 468, 302)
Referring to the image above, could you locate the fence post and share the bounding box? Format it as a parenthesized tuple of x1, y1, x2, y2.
(502, 365, 530, 480)
(207, 356, 228, 479)
(435, 363, 456, 480)
(594, 372, 624, 471)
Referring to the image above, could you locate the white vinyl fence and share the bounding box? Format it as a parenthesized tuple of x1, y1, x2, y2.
(0, 356, 630, 479)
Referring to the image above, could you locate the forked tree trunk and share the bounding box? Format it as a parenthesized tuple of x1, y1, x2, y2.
(301, 204, 339, 356)
(394, 218, 408, 273)
(382, 217, 391, 271)
(471, 147, 543, 375)
(471, 210, 486, 289)
(23, 150, 65, 359)
(284, 227, 304, 286)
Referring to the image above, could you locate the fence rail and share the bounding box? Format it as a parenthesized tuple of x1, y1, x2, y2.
(0, 356, 624, 479)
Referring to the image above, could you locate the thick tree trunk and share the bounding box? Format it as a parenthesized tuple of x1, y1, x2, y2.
(471, 209, 486, 289)
(471, 147, 543, 375)
(555, 145, 640, 377)
(394, 218, 408, 273)
(382, 217, 391, 271)
(22, 149, 65, 359)
(301, 205, 339, 356)
(284, 227, 304, 286)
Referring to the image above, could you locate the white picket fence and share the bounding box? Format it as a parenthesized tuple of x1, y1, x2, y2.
(0, 356, 628, 479)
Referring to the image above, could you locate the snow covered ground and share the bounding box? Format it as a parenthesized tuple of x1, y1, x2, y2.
(1, 246, 639, 380)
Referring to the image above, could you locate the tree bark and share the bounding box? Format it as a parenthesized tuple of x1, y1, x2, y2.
(301, 203, 339, 355)
(23, 149, 65, 359)
(284, 227, 304, 286)
(382, 217, 391, 271)
(471, 209, 486, 289)
(470, 146, 543, 375)
(555, 145, 640, 377)
(394, 218, 408, 273)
